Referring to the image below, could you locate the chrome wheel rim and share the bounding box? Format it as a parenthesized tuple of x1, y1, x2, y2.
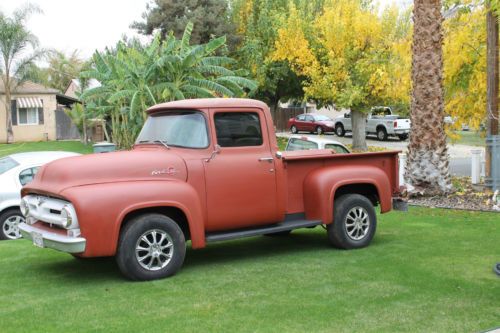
(135, 229, 174, 271)
(2, 215, 24, 240)
(317, 127, 323, 135)
(344, 206, 370, 241)
(336, 127, 342, 135)
(291, 126, 297, 133)
(378, 131, 385, 140)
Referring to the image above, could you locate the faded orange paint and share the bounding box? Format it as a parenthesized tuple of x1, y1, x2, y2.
(23, 98, 401, 257)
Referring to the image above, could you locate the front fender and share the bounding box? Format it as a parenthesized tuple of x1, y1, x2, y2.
(60, 180, 205, 257)
(303, 166, 392, 224)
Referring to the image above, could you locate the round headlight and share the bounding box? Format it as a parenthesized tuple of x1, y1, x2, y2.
(60, 206, 73, 228)
(20, 198, 29, 217)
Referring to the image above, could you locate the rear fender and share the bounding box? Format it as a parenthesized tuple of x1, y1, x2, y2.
(303, 166, 392, 224)
(61, 180, 205, 257)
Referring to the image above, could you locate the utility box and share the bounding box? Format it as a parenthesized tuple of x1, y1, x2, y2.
(485, 135, 500, 191)
(93, 142, 116, 154)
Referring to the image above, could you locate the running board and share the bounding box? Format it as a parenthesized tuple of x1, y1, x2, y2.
(205, 219, 323, 243)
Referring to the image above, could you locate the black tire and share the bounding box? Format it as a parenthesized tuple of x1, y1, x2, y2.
(265, 230, 292, 237)
(290, 125, 298, 134)
(0, 209, 24, 240)
(327, 194, 377, 249)
(377, 127, 388, 141)
(335, 124, 345, 137)
(116, 214, 186, 281)
(494, 263, 500, 276)
(398, 134, 408, 141)
(316, 126, 323, 135)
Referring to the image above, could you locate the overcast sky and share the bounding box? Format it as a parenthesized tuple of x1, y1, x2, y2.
(0, 0, 408, 63)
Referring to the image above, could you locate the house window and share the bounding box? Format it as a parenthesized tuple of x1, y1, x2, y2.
(18, 108, 39, 125)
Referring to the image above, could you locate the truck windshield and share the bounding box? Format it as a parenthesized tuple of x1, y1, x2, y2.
(0, 157, 19, 175)
(136, 111, 209, 149)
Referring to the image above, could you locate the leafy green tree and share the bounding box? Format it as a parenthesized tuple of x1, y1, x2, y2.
(81, 23, 256, 148)
(132, 0, 239, 48)
(0, 4, 45, 143)
(231, 0, 305, 111)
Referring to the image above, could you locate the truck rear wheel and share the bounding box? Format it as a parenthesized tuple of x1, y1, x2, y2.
(377, 127, 388, 141)
(327, 194, 376, 249)
(116, 214, 186, 281)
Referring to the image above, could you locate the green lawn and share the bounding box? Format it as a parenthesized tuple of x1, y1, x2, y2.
(0, 207, 498, 332)
(0, 141, 93, 158)
(449, 130, 486, 147)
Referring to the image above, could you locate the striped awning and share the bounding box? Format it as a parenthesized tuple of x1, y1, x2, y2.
(17, 97, 43, 108)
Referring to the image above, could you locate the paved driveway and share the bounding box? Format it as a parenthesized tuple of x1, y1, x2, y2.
(277, 132, 485, 176)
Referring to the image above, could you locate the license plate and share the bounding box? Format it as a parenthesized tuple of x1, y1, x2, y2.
(32, 232, 44, 248)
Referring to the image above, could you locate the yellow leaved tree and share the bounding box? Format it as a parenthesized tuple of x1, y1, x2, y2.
(272, 0, 411, 150)
(443, 3, 486, 133)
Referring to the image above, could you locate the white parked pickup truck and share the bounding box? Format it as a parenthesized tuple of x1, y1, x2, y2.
(334, 107, 411, 141)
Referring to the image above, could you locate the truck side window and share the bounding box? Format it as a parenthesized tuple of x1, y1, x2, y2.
(214, 112, 263, 147)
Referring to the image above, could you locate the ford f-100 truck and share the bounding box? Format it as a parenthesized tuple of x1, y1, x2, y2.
(334, 107, 411, 141)
(18, 98, 406, 281)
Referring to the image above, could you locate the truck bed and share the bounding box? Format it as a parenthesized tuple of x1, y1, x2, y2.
(280, 149, 400, 215)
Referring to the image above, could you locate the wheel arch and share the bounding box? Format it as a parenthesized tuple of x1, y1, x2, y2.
(120, 206, 191, 241)
(303, 166, 392, 224)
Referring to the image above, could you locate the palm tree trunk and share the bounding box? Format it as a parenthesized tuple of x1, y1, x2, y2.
(5, 78, 14, 144)
(406, 0, 452, 194)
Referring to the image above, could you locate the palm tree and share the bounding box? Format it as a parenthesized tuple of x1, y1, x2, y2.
(406, 0, 452, 194)
(81, 22, 257, 148)
(0, 4, 45, 143)
(45, 50, 84, 92)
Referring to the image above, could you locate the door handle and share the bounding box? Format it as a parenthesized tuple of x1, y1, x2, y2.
(258, 157, 274, 163)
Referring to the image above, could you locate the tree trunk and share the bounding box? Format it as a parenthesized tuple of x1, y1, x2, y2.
(5, 79, 14, 144)
(406, 0, 452, 195)
(486, 7, 499, 180)
(351, 109, 367, 151)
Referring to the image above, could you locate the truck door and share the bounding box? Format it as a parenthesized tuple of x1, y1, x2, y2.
(204, 109, 279, 231)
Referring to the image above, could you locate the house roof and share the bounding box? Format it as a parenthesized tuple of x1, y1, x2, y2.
(0, 78, 60, 94)
(65, 78, 101, 94)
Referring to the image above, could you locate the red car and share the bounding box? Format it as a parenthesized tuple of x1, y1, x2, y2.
(288, 114, 336, 135)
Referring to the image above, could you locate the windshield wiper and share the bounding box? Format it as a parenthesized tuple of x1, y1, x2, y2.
(137, 140, 170, 149)
(154, 140, 170, 149)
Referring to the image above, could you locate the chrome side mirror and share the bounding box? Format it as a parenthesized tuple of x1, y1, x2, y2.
(205, 144, 221, 163)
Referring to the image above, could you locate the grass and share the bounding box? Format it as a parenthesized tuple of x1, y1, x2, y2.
(0, 207, 498, 332)
(449, 130, 486, 147)
(0, 141, 93, 158)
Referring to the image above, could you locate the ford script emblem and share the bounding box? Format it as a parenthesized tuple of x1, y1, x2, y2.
(151, 167, 177, 176)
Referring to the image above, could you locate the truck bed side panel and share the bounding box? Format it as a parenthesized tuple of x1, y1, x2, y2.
(282, 151, 399, 221)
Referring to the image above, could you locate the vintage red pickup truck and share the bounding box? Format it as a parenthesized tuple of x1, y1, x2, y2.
(18, 98, 406, 281)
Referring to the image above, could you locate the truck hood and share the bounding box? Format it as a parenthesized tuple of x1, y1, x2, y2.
(23, 148, 188, 195)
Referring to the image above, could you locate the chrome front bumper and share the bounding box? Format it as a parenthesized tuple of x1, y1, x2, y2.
(19, 223, 86, 254)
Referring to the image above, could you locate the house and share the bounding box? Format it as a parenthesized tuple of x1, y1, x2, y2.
(64, 78, 101, 99)
(0, 79, 79, 143)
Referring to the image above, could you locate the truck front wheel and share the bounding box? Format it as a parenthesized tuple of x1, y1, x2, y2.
(116, 214, 186, 281)
(327, 194, 376, 249)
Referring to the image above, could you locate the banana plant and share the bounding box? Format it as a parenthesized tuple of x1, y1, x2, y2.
(81, 22, 257, 148)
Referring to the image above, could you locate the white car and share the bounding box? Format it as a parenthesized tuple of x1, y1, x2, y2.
(285, 135, 350, 153)
(0, 151, 80, 240)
